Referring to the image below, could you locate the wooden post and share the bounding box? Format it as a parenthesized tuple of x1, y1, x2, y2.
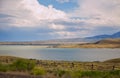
(36, 60, 40, 65)
(112, 65, 115, 70)
(71, 63, 74, 68)
(6, 59, 8, 63)
(91, 64, 94, 70)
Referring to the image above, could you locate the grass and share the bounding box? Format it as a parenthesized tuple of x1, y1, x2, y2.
(31, 67, 46, 75)
(12, 59, 35, 71)
(0, 58, 36, 72)
(0, 56, 120, 78)
(76, 70, 120, 78)
(0, 63, 9, 72)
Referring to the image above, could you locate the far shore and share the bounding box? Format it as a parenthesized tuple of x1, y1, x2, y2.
(0, 38, 120, 48)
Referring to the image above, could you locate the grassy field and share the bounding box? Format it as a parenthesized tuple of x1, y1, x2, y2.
(0, 56, 120, 78)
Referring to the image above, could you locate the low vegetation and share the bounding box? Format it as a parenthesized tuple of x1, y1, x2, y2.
(0, 56, 120, 78)
(12, 59, 35, 71)
(0, 63, 9, 72)
(0, 58, 36, 72)
(31, 67, 46, 75)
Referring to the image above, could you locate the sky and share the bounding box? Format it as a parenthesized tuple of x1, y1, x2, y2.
(0, 0, 120, 41)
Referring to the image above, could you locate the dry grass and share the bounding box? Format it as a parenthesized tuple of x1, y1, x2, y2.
(0, 56, 120, 78)
(55, 38, 120, 48)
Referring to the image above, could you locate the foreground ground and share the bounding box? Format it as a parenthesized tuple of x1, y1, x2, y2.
(0, 56, 120, 78)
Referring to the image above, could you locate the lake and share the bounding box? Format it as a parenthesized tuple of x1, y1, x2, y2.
(0, 45, 120, 62)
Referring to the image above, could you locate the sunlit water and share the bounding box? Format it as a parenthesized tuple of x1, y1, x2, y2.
(0, 45, 120, 61)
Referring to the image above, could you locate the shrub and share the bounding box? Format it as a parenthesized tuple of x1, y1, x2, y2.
(31, 67, 46, 75)
(70, 71, 82, 78)
(0, 63, 9, 72)
(109, 70, 120, 75)
(81, 71, 102, 78)
(56, 70, 66, 77)
(12, 59, 35, 71)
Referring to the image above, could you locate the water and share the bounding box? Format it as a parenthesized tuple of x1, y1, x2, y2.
(0, 45, 120, 61)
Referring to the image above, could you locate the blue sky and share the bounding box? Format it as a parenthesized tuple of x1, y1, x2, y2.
(0, 0, 120, 41)
(38, 0, 78, 12)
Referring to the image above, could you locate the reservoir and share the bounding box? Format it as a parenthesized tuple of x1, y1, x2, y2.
(0, 45, 120, 61)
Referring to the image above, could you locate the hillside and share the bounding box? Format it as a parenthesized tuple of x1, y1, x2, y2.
(86, 31, 120, 39)
(104, 58, 120, 63)
(55, 38, 120, 48)
(95, 38, 120, 44)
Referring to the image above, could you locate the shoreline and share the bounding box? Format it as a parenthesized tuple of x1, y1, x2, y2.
(0, 44, 120, 48)
(0, 38, 120, 48)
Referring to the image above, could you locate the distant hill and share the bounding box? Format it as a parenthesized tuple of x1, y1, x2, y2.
(104, 58, 120, 63)
(46, 31, 120, 43)
(85, 31, 120, 41)
(95, 38, 120, 44)
(55, 38, 120, 48)
(0, 31, 120, 45)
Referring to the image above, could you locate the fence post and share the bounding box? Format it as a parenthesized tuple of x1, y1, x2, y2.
(6, 59, 8, 63)
(112, 65, 115, 70)
(91, 64, 94, 70)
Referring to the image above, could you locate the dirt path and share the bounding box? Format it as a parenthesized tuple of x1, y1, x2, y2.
(0, 72, 42, 78)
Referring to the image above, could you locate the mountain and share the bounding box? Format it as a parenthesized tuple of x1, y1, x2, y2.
(46, 31, 120, 43)
(60, 31, 120, 43)
(0, 31, 120, 45)
(86, 31, 120, 39)
(111, 31, 120, 38)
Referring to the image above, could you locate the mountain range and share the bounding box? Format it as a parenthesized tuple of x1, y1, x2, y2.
(46, 31, 120, 43)
(0, 31, 120, 45)
(86, 31, 120, 39)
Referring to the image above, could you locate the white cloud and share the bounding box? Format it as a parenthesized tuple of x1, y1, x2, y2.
(0, 0, 67, 27)
(49, 31, 75, 38)
(56, 0, 69, 3)
(49, 30, 91, 38)
(70, 0, 120, 26)
(49, 23, 66, 30)
(0, 0, 120, 39)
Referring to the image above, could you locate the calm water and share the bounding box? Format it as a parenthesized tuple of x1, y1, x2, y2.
(0, 45, 120, 61)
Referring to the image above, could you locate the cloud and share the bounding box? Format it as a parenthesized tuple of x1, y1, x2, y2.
(49, 23, 66, 30)
(0, 0, 120, 40)
(0, 0, 67, 27)
(70, 0, 120, 26)
(49, 30, 91, 38)
(56, 0, 69, 3)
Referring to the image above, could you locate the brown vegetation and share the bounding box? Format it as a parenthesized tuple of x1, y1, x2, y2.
(55, 38, 120, 48)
